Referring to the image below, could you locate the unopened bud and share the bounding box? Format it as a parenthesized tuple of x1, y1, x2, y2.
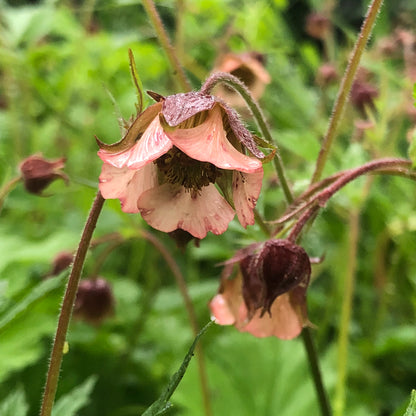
(74, 277, 115, 325)
(48, 251, 73, 277)
(19, 154, 68, 195)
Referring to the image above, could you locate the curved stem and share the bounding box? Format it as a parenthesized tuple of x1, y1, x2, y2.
(40, 191, 105, 416)
(141, 0, 192, 92)
(311, 0, 384, 183)
(0, 175, 21, 212)
(301, 328, 332, 416)
(140, 230, 213, 416)
(201, 72, 294, 204)
(287, 159, 411, 242)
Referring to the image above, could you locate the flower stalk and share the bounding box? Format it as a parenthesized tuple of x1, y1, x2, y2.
(285, 158, 411, 242)
(311, 0, 384, 184)
(40, 191, 105, 416)
(201, 72, 294, 204)
(301, 328, 332, 416)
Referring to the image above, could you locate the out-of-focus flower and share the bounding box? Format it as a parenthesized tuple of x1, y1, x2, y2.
(74, 277, 115, 325)
(396, 29, 416, 82)
(47, 251, 73, 277)
(211, 52, 271, 107)
(19, 154, 68, 195)
(350, 69, 379, 116)
(97, 91, 264, 240)
(305, 13, 331, 40)
(209, 239, 311, 339)
(316, 63, 338, 87)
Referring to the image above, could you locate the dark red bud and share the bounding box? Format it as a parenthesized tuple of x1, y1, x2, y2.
(350, 80, 378, 114)
(49, 251, 73, 277)
(239, 239, 311, 317)
(74, 277, 115, 325)
(19, 155, 68, 195)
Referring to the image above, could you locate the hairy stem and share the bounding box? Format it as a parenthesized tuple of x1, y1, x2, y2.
(287, 159, 411, 241)
(141, 0, 192, 92)
(201, 72, 294, 204)
(311, 0, 384, 183)
(140, 230, 213, 416)
(40, 191, 105, 416)
(0, 175, 21, 212)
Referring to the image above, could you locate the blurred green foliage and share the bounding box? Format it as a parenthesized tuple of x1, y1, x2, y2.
(1, 0, 416, 415)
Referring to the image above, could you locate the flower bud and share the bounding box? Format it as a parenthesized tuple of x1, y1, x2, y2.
(19, 154, 68, 195)
(74, 277, 115, 325)
(350, 79, 378, 115)
(305, 13, 331, 40)
(48, 251, 73, 277)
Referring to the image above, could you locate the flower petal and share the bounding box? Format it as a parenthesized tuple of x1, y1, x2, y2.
(99, 162, 158, 213)
(138, 183, 235, 239)
(209, 294, 236, 325)
(98, 116, 173, 170)
(240, 293, 304, 339)
(164, 105, 262, 173)
(211, 273, 305, 339)
(232, 168, 263, 227)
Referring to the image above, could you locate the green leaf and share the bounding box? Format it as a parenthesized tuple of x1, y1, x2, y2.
(404, 390, 416, 416)
(0, 274, 65, 333)
(141, 321, 214, 416)
(0, 387, 28, 416)
(51, 376, 97, 416)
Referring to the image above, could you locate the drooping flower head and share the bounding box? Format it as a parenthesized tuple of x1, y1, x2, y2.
(97, 91, 264, 240)
(209, 239, 311, 339)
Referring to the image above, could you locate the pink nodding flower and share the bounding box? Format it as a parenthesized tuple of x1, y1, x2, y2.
(209, 239, 311, 339)
(97, 91, 264, 239)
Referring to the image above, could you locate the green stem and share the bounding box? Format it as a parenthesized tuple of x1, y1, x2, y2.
(201, 72, 294, 204)
(141, 0, 192, 92)
(140, 230, 213, 416)
(0, 175, 21, 212)
(254, 208, 270, 236)
(334, 205, 360, 416)
(302, 328, 332, 416)
(310, 0, 384, 184)
(40, 191, 105, 416)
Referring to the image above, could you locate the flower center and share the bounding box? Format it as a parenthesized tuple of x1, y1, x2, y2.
(155, 147, 221, 192)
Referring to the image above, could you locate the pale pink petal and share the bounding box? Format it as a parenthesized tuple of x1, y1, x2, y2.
(232, 168, 263, 228)
(165, 105, 262, 173)
(209, 294, 236, 325)
(212, 274, 304, 340)
(239, 294, 303, 340)
(138, 183, 235, 239)
(99, 162, 158, 213)
(98, 117, 173, 170)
